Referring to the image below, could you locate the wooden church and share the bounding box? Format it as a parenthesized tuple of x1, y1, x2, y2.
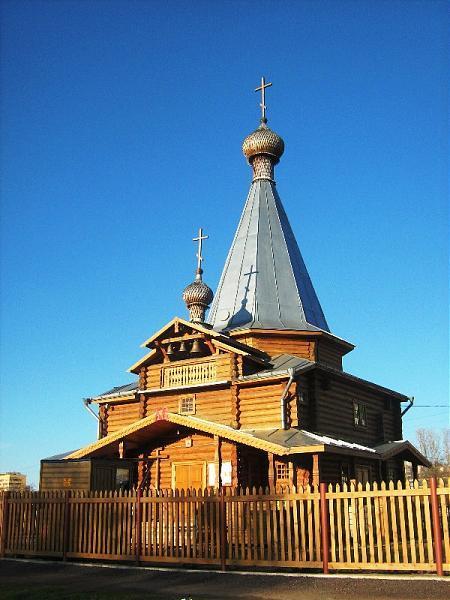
(40, 79, 429, 492)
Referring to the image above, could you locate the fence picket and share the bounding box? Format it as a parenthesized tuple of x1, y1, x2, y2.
(396, 481, 408, 564)
(1, 479, 449, 572)
(438, 481, 450, 564)
(389, 481, 400, 563)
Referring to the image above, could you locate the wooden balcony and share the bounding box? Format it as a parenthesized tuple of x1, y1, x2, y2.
(161, 360, 217, 389)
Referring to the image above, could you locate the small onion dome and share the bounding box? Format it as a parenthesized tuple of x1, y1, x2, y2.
(183, 278, 214, 309)
(242, 121, 285, 164)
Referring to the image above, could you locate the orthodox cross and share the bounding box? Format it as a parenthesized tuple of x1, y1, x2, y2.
(193, 227, 208, 274)
(243, 265, 257, 296)
(241, 264, 258, 308)
(255, 76, 272, 121)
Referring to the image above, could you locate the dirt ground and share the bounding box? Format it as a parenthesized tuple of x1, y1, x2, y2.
(1, 559, 449, 600)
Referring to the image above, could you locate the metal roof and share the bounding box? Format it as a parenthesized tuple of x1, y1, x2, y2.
(374, 441, 431, 466)
(208, 179, 329, 333)
(238, 354, 314, 380)
(245, 428, 377, 454)
(93, 381, 138, 400)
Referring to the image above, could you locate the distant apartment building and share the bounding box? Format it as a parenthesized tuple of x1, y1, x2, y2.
(0, 472, 27, 491)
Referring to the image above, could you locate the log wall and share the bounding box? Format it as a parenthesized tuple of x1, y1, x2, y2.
(234, 333, 316, 360)
(315, 374, 402, 447)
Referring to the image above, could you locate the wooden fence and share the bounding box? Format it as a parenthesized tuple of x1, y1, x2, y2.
(1, 478, 449, 574)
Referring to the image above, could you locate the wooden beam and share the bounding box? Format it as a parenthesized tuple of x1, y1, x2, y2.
(267, 452, 275, 490)
(154, 341, 169, 362)
(160, 333, 204, 344)
(231, 384, 240, 429)
(204, 338, 216, 355)
(215, 435, 222, 489)
(312, 453, 320, 487)
(289, 460, 296, 489)
(119, 440, 125, 459)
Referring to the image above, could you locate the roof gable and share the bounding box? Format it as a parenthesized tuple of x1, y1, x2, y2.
(128, 316, 268, 374)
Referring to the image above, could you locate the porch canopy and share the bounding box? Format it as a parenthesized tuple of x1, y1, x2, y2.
(65, 412, 394, 463)
(374, 440, 431, 467)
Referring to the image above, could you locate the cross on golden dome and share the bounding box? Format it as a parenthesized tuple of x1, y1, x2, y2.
(255, 76, 272, 122)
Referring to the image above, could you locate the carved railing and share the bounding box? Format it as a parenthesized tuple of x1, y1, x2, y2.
(161, 361, 217, 388)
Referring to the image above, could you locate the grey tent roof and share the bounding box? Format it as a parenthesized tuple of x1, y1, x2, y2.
(208, 179, 329, 332)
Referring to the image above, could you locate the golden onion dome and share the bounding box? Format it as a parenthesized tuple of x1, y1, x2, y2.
(183, 278, 214, 308)
(242, 121, 285, 164)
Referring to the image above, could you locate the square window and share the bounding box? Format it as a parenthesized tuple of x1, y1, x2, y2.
(179, 395, 196, 415)
(116, 467, 130, 489)
(353, 401, 367, 427)
(276, 462, 290, 481)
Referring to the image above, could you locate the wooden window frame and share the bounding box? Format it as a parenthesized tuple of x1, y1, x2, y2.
(275, 462, 290, 482)
(178, 394, 196, 415)
(353, 400, 368, 428)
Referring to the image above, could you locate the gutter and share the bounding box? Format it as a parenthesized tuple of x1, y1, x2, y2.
(91, 390, 138, 402)
(83, 398, 101, 440)
(401, 396, 414, 417)
(280, 367, 295, 430)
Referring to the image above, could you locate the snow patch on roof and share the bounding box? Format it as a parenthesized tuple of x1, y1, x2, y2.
(301, 430, 377, 453)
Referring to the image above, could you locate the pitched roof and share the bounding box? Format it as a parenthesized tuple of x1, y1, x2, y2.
(65, 411, 396, 462)
(238, 354, 315, 381)
(374, 440, 431, 467)
(91, 381, 138, 401)
(64, 413, 326, 459)
(208, 179, 329, 333)
(128, 316, 269, 374)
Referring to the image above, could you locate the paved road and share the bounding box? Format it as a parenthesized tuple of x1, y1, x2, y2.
(1, 559, 449, 599)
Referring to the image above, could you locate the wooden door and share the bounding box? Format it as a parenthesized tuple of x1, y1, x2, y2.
(173, 462, 205, 491)
(355, 465, 370, 485)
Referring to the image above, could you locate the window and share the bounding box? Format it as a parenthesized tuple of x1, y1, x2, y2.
(355, 465, 370, 485)
(353, 401, 367, 427)
(383, 397, 392, 411)
(297, 388, 309, 404)
(179, 395, 196, 415)
(387, 466, 397, 483)
(116, 468, 130, 490)
(276, 462, 290, 481)
(340, 463, 350, 486)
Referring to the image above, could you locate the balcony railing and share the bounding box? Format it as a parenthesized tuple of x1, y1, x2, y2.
(161, 361, 217, 388)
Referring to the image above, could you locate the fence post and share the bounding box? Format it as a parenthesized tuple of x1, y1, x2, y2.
(62, 491, 70, 561)
(220, 487, 227, 571)
(135, 488, 142, 565)
(319, 482, 329, 574)
(429, 477, 443, 576)
(0, 492, 9, 557)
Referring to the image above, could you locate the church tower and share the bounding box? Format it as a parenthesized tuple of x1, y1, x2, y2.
(208, 77, 329, 334)
(42, 76, 428, 496)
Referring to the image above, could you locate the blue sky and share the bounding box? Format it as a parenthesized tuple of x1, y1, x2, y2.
(1, 0, 448, 487)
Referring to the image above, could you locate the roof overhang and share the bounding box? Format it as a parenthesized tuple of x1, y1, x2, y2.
(128, 317, 269, 374)
(374, 441, 431, 467)
(316, 364, 410, 402)
(229, 328, 355, 354)
(65, 413, 328, 460)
